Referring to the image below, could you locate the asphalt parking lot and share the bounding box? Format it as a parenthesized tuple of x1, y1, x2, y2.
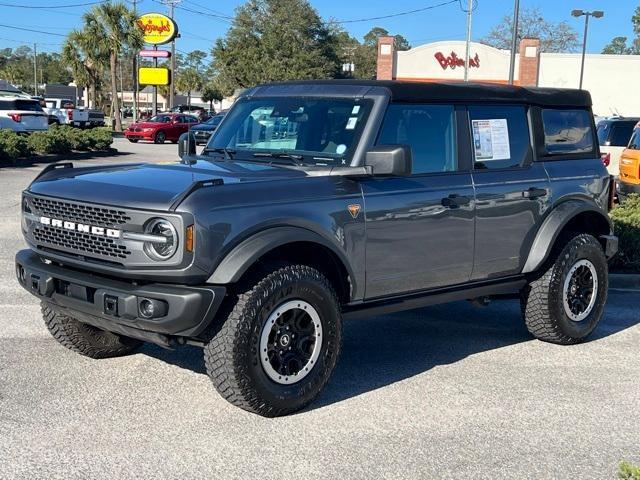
(0, 138, 639, 479)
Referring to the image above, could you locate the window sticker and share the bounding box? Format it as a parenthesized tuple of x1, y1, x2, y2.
(345, 117, 358, 130)
(351, 105, 361, 115)
(472, 119, 511, 161)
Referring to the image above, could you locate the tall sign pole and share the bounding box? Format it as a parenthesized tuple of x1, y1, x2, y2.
(162, 0, 181, 110)
(132, 0, 139, 122)
(33, 43, 37, 96)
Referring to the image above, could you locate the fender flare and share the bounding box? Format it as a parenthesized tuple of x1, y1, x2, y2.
(522, 200, 613, 274)
(206, 226, 356, 287)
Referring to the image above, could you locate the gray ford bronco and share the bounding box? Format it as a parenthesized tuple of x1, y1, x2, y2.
(16, 81, 618, 416)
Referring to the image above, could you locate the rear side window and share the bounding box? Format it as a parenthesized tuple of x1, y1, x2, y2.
(13, 100, 42, 112)
(628, 130, 640, 150)
(469, 105, 530, 169)
(377, 104, 457, 174)
(609, 122, 636, 147)
(542, 109, 594, 155)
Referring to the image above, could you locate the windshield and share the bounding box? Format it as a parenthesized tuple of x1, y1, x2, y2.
(148, 114, 172, 123)
(206, 96, 373, 165)
(205, 115, 224, 126)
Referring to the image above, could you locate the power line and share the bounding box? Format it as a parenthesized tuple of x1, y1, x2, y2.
(150, 0, 231, 22)
(332, 0, 459, 24)
(0, 23, 67, 37)
(0, 0, 105, 8)
(185, 0, 232, 19)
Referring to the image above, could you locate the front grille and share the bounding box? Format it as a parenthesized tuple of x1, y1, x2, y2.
(28, 196, 134, 261)
(31, 197, 131, 228)
(34, 226, 131, 259)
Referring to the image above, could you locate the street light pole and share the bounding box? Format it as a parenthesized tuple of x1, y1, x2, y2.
(572, 9, 604, 90)
(508, 0, 520, 85)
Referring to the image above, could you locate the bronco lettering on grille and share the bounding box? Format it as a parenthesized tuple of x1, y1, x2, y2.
(39, 216, 121, 238)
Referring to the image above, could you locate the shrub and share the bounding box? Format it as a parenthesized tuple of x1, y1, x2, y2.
(610, 194, 640, 272)
(0, 129, 31, 160)
(619, 461, 640, 480)
(27, 130, 71, 154)
(89, 127, 114, 151)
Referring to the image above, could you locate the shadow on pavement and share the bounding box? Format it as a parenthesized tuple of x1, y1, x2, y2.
(138, 295, 638, 410)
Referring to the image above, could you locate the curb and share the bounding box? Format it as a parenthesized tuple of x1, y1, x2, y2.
(609, 273, 640, 290)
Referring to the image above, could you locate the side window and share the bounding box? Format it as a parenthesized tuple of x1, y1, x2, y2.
(377, 104, 457, 174)
(609, 123, 635, 147)
(628, 130, 640, 150)
(542, 109, 595, 155)
(469, 105, 530, 169)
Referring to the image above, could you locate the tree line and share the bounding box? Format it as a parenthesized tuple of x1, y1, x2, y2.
(2, 0, 638, 132)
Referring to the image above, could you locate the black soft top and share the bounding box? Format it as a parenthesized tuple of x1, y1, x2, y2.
(251, 80, 592, 108)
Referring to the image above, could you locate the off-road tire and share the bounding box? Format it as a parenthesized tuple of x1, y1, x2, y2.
(154, 131, 166, 144)
(42, 303, 142, 358)
(204, 265, 342, 417)
(521, 234, 608, 345)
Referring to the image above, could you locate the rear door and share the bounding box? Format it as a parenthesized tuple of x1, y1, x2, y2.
(620, 129, 640, 185)
(467, 104, 550, 280)
(361, 103, 475, 298)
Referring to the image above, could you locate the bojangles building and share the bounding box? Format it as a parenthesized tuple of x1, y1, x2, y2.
(376, 37, 640, 117)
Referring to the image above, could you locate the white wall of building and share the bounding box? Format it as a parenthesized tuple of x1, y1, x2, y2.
(538, 53, 640, 116)
(392, 40, 640, 117)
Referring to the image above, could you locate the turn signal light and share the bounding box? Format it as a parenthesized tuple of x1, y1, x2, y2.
(185, 225, 194, 252)
(9, 113, 21, 122)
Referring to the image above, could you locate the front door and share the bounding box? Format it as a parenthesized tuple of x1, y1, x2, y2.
(362, 104, 475, 299)
(466, 105, 550, 280)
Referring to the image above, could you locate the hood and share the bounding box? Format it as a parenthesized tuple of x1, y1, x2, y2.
(191, 124, 216, 132)
(28, 159, 310, 210)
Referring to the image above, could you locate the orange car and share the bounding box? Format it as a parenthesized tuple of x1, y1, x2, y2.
(617, 125, 640, 200)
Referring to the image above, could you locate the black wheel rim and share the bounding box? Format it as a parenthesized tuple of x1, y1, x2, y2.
(563, 259, 598, 322)
(259, 300, 322, 384)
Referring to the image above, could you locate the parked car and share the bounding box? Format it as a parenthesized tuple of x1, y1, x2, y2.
(190, 111, 227, 144)
(170, 104, 207, 119)
(124, 113, 199, 143)
(0, 96, 48, 132)
(616, 123, 640, 200)
(16, 80, 617, 417)
(597, 117, 640, 176)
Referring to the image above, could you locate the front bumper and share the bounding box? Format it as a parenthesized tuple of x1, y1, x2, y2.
(124, 131, 153, 140)
(16, 249, 225, 345)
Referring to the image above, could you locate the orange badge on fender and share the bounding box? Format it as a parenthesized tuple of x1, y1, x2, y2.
(347, 204, 361, 219)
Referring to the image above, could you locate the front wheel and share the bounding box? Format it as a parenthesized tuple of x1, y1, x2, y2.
(154, 131, 166, 144)
(204, 265, 342, 417)
(521, 234, 608, 345)
(127, 138, 138, 143)
(42, 303, 142, 358)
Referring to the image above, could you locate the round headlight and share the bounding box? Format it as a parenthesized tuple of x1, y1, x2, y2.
(143, 218, 178, 261)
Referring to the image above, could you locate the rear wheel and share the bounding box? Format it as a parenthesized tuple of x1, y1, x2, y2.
(204, 265, 342, 417)
(154, 131, 166, 144)
(521, 234, 608, 344)
(42, 303, 142, 358)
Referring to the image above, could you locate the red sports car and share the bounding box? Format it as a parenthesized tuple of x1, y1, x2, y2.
(124, 113, 200, 144)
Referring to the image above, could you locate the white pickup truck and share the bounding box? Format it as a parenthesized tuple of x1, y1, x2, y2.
(41, 98, 104, 128)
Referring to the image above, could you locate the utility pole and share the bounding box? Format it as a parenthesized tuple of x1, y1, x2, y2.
(463, 0, 473, 82)
(165, 0, 182, 110)
(33, 43, 37, 96)
(508, 0, 520, 85)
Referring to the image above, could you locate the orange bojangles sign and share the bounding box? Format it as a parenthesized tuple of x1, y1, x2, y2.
(137, 13, 178, 45)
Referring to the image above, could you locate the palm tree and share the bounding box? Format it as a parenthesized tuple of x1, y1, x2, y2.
(62, 29, 104, 108)
(83, 2, 143, 131)
(175, 67, 203, 108)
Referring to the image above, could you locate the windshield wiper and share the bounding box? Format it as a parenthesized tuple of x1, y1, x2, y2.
(203, 147, 236, 160)
(252, 151, 304, 165)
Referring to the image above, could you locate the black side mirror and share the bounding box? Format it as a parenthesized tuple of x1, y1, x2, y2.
(365, 145, 412, 176)
(178, 132, 197, 160)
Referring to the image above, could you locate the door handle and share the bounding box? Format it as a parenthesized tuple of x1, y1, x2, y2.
(522, 187, 547, 199)
(441, 194, 471, 208)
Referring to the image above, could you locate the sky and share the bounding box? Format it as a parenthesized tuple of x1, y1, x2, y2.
(0, 0, 636, 56)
